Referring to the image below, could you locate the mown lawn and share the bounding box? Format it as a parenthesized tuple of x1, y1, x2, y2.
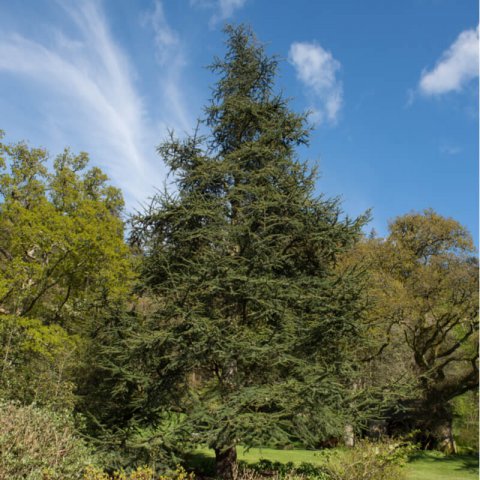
(223, 446, 329, 464)
(405, 452, 479, 480)
(189, 447, 479, 479)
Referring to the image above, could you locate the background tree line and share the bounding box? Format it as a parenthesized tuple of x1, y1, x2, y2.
(0, 25, 477, 480)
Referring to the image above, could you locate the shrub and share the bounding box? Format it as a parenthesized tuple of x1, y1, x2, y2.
(247, 459, 330, 479)
(453, 391, 479, 451)
(236, 466, 311, 480)
(0, 401, 93, 479)
(324, 439, 416, 480)
(82, 464, 195, 480)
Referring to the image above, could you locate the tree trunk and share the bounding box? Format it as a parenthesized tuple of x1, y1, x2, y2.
(412, 398, 458, 454)
(344, 423, 355, 447)
(429, 411, 457, 454)
(215, 445, 237, 480)
(386, 398, 458, 454)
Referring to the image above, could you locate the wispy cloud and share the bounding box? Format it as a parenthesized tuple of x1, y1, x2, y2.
(288, 41, 343, 125)
(439, 144, 462, 156)
(143, 0, 180, 66)
(0, 0, 191, 207)
(419, 25, 479, 96)
(190, 0, 247, 27)
(142, 0, 191, 133)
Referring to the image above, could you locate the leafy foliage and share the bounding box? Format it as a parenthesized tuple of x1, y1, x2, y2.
(452, 391, 479, 450)
(247, 458, 330, 479)
(0, 315, 78, 407)
(0, 134, 132, 327)
(324, 439, 416, 480)
(0, 132, 135, 407)
(83, 464, 195, 480)
(345, 210, 478, 451)
(0, 401, 93, 480)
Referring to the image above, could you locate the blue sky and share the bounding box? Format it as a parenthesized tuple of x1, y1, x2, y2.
(0, 0, 478, 243)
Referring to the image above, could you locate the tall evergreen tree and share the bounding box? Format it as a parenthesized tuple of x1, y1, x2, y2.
(129, 26, 368, 479)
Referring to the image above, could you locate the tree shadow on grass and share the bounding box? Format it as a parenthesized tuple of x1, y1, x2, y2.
(452, 454, 480, 474)
(184, 452, 216, 477)
(409, 452, 479, 475)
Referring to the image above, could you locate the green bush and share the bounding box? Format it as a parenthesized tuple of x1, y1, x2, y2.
(0, 401, 93, 479)
(453, 392, 479, 451)
(82, 464, 195, 480)
(324, 439, 416, 480)
(247, 459, 330, 479)
(237, 468, 318, 480)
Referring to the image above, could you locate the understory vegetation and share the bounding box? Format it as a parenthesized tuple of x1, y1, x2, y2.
(0, 24, 477, 480)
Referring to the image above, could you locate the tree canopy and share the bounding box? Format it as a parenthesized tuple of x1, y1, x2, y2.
(0, 133, 134, 406)
(347, 210, 478, 452)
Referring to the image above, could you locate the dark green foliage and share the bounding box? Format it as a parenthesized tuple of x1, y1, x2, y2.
(78, 308, 190, 469)
(117, 25, 369, 472)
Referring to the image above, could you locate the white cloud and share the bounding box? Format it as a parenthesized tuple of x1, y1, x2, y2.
(0, 0, 192, 207)
(419, 25, 479, 96)
(190, 0, 247, 27)
(288, 41, 343, 125)
(216, 0, 247, 21)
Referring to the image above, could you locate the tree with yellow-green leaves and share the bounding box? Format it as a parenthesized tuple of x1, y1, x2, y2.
(0, 132, 135, 407)
(347, 210, 478, 453)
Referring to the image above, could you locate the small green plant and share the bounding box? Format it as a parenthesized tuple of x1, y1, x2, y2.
(82, 464, 195, 480)
(159, 465, 195, 480)
(114, 465, 156, 480)
(82, 465, 111, 480)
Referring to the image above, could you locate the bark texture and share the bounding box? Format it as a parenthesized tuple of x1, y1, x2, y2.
(215, 445, 237, 480)
(427, 403, 457, 454)
(344, 424, 355, 447)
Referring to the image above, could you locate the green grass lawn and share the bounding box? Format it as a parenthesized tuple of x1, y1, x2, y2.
(405, 452, 479, 480)
(226, 446, 329, 464)
(188, 447, 479, 479)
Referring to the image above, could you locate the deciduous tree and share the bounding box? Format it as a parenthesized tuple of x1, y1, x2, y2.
(0, 133, 134, 406)
(352, 210, 478, 452)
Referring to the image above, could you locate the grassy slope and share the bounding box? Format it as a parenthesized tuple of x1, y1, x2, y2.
(191, 448, 479, 480)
